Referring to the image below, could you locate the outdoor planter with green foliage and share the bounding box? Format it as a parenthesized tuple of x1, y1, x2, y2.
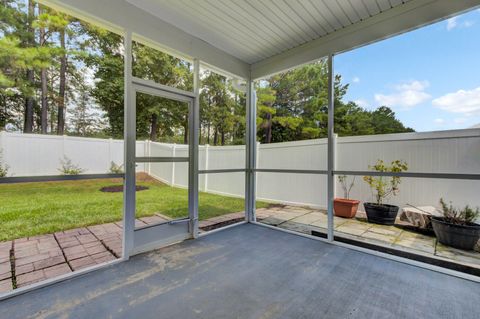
(363, 159, 408, 225)
(432, 199, 480, 250)
(334, 175, 359, 218)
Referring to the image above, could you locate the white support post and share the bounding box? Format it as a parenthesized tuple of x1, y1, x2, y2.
(327, 54, 335, 242)
(189, 58, 200, 238)
(122, 30, 135, 259)
(245, 79, 257, 222)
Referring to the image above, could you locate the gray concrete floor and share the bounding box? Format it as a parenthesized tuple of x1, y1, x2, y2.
(1, 223, 479, 319)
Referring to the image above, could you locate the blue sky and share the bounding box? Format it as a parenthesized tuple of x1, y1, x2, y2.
(336, 8, 480, 132)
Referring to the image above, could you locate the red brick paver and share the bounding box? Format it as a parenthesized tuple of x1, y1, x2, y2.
(13, 234, 69, 288)
(87, 223, 123, 258)
(0, 242, 12, 286)
(55, 227, 116, 271)
(0, 212, 243, 293)
(0, 279, 13, 293)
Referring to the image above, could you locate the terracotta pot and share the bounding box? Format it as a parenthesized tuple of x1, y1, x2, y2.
(334, 198, 360, 218)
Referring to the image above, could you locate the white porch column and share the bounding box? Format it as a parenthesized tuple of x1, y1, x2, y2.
(245, 79, 257, 222)
(188, 58, 200, 238)
(122, 30, 135, 259)
(327, 54, 336, 241)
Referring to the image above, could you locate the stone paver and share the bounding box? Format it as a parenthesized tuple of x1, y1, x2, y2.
(0, 279, 13, 293)
(13, 234, 69, 288)
(290, 211, 326, 225)
(55, 226, 117, 271)
(138, 214, 169, 225)
(0, 242, 12, 287)
(87, 223, 123, 257)
(393, 231, 436, 254)
(258, 204, 480, 268)
(335, 220, 371, 236)
(435, 243, 480, 267)
(361, 230, 397, 244)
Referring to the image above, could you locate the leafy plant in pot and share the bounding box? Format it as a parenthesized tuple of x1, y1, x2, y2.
(431, 199, 480, 250)
(363, 159, 408, 225)
(334, 175, 360, 218)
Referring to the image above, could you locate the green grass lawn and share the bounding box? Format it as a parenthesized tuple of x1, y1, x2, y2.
(0, 178, 269, 241)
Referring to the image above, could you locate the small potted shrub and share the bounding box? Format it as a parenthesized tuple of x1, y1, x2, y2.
(334, 175, 360, 218)
(431, 199, 480, 250)
(363, 159, 408, 225)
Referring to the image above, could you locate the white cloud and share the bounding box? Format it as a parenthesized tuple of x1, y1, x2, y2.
(432, 87, 480, 115)
(352, 76, 360, 83)
(446, 16, 475, 30)
(434, 118, 445, 124)
(395, 80, 429, 91)
(454, 117, 468, 124)
(374, 80, 431, 109)
(447, 17, 458, 30)
(354, 99, 369, 108)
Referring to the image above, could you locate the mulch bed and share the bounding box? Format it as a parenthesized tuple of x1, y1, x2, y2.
(100, 185, 149, 193)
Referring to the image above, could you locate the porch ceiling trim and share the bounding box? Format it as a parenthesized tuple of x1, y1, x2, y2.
(251, 0, 480, 79)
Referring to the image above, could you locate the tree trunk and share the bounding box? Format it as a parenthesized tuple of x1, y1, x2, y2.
(221, 130, 225, 146)
(183, 115, 188, 144)
(39, 6, 48, 134)
(150, 113, 158, 141)
(57, 28, 67, 135)
(213, 127, 218, 146)
(207, 123, 210, 144)
(265, 113, 272, 143)
(23, 0, 35, 133)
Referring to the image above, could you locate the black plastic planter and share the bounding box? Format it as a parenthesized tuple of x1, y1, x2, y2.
(431, 217, 480, 251)
(363, 203, 399, 225)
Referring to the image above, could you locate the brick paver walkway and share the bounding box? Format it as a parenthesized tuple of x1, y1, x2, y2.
(0, 211, 245, 294)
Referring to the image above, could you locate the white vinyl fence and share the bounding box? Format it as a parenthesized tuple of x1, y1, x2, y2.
(1, 129, 479, 210)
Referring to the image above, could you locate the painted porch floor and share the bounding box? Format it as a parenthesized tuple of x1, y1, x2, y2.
(2, 223, 480, 319)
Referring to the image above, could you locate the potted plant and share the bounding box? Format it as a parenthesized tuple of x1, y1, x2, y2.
(431, 199, 480, 250)
(334, 175, 360, 218)
(363, 159, 408, 225)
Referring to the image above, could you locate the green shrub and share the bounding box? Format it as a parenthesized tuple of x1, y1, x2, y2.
(109, 161, 123, 174)
(0, 149, 9, 177)
(58, 156, 84, 175)
(439, 198, 480, 225)
(363, 159, 408, 205)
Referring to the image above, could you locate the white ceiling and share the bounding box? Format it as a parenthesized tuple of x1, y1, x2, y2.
(127, 0, 410, 64)
(41, 0, 480, 79)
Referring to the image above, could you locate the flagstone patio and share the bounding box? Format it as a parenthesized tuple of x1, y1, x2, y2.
(256, 205, 480, 269)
